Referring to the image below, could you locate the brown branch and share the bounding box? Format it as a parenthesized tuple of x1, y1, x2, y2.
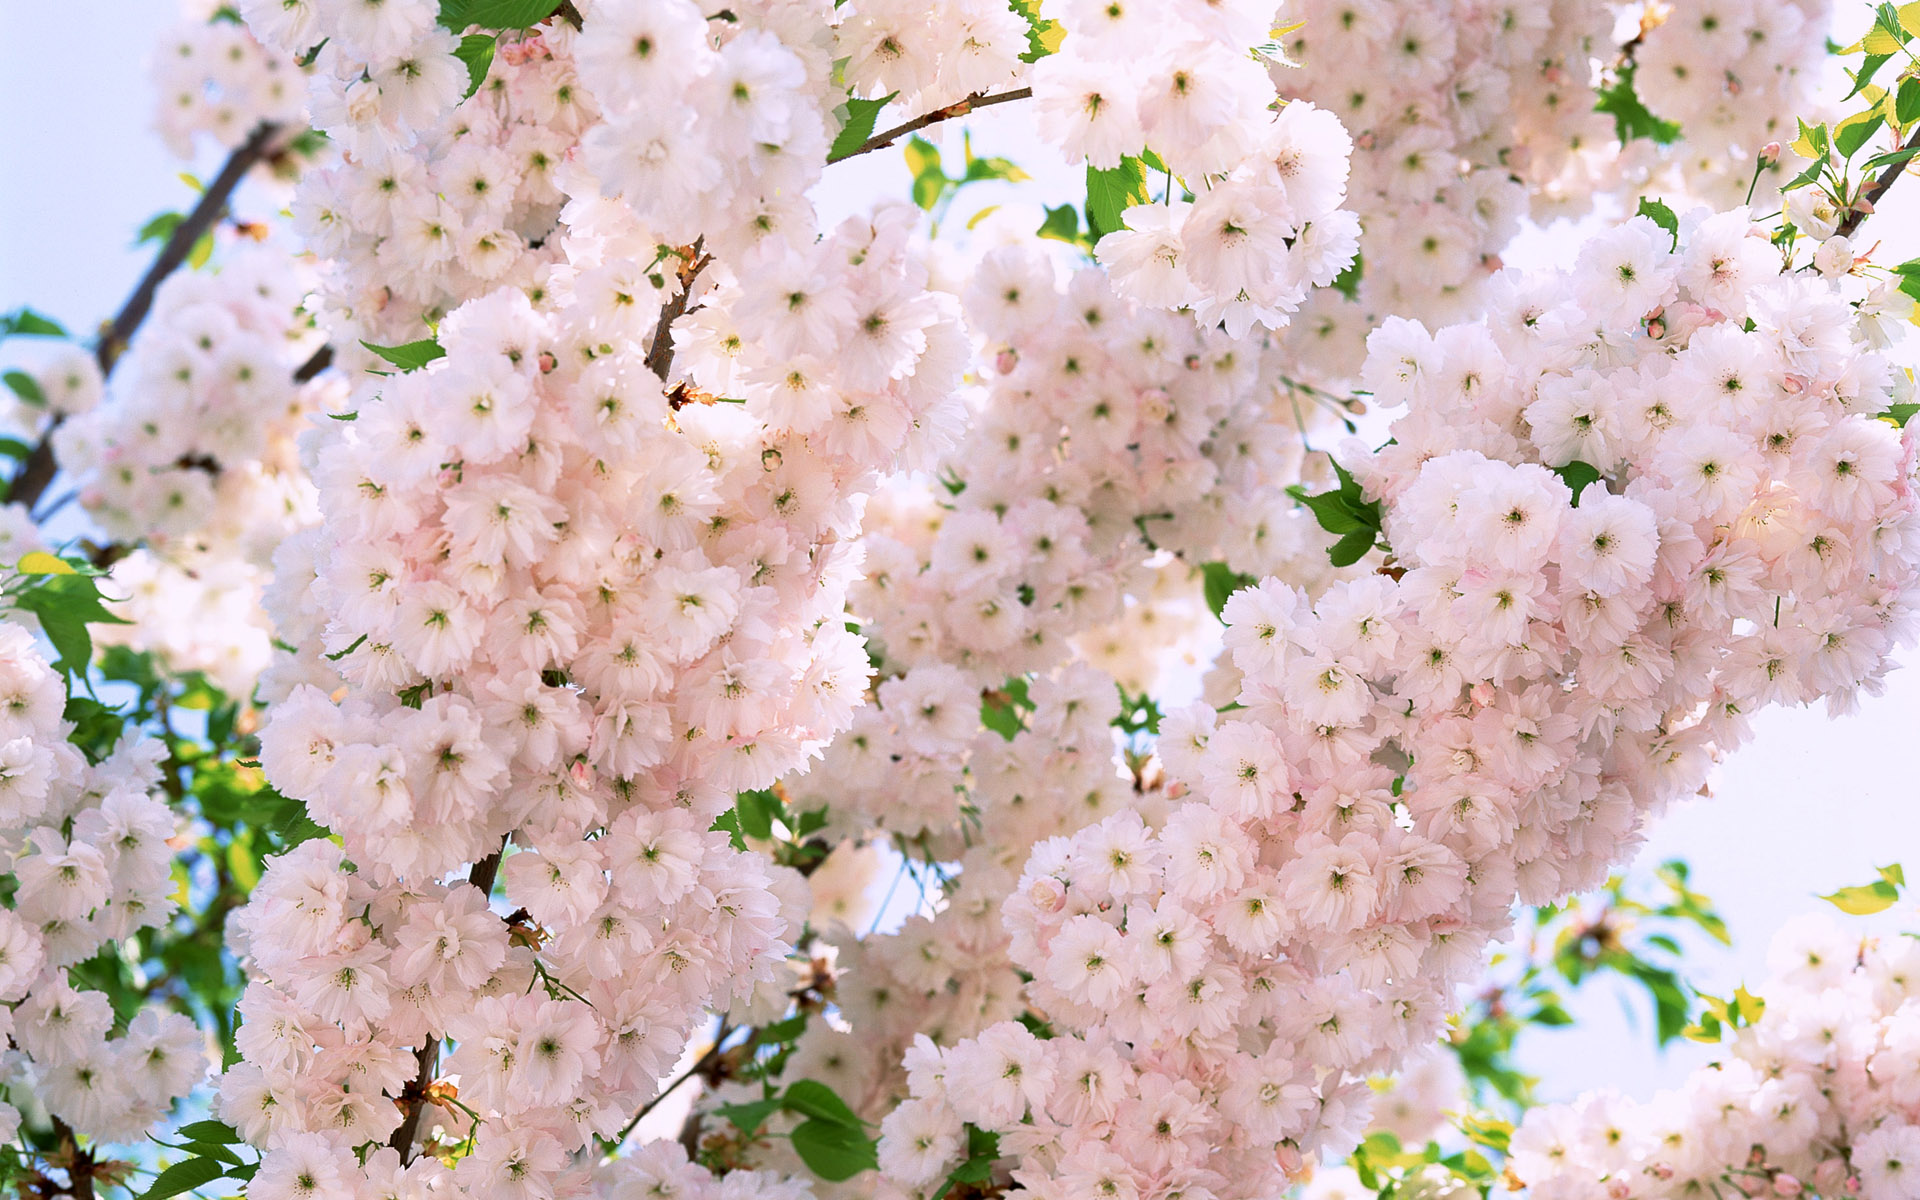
(1838, 126, 1920, 240)
(388, 838, 508, 1161)
(827, 88, 1033, 164)
(5, 123, 283, 515)
(293, 343, 333, 383)
(646, 242, 710, 383)
(97, 122, 282, 376)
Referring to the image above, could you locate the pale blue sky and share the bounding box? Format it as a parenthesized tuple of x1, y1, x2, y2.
(3, 0, 1915, 1110)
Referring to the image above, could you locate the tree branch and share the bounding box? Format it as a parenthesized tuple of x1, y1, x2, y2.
(293, 343, 333, 383)
(646, 241, 710, 384)
(5, 122, 283, 515)
(1838, 127, 1920, 240)
(97, 122, 283, 376)
(388, 838, 509, 1161)
(827, 88, 1033, 164)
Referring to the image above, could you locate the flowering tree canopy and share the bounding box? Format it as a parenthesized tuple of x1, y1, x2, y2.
(3, 3, 1920, 1200)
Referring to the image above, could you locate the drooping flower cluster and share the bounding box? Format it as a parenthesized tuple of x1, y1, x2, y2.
(0, 621, 204, 1146)
(52, 247, 335, 694)
(1511, 909, 1920, 1200)
(881, 206, 1920, 1200)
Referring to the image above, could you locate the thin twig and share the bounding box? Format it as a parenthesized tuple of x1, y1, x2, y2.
(1837, 126, 1920, 239)
(604, 1025, 729, 1154)
(828, 87, 1033, 164)
(389, 837, 509, 1161)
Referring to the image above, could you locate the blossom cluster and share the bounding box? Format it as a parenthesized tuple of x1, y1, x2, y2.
(152, 11, 306, 156)
(850, 249, 1341, 695)
(51, 247, 335, 694)
(1631, 0, 1833, 207)
(881, 205, 1920, 1199)
(241, 88, 964, 1200)
(0, 622, 204, 1146)
(1511, 909, 1920, 1200)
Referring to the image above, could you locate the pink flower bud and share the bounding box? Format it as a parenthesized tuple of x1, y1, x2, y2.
(1029, 876, 1066, 912)
(1760, 141, 1782, 167)
(1773, 1173, 1802, 1197)
(995, 349, 1018, 374)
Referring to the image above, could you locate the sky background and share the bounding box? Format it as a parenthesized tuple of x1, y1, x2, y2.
(2, 0, 1916, 1113)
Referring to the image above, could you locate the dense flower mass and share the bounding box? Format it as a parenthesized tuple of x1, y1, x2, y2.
(882, 206, 1920, 1200)
(0, 622, 203, 1145)
(9, 1, 1920, 1199)
(1512, 909, 1920, 1200)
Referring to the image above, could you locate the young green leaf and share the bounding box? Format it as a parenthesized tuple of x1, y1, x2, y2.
(1200, 561, 1256, 621)
(453, 34, 496, 99)
(1085, 156, 1150, 240)
(828, 93, 895, 162)
(790, 1118, 879, 1181)
(137, 1156, 226, 1200)
(1635, 197, 1679, 250)
(782, 1079, 866, 1129)
(360, 338, 446, 371)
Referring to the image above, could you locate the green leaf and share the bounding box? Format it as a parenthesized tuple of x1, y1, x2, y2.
(1822, 879, 1901, 915)
(1881, 863, 1907, 887)
(453, 34, 496, 99)
(1552, 460, 1604, 502)
(1635, 197, 1679, 251)
(1, 308, 68, 339)
(1037, 204, 1085, 247)
(1865, 144, 1920, 173)
(138, 1156, 226, 1200)
(1085, 156, 1149, 240)
(783, 1079, 866, 1129)
(716, 1095, 783, 1133)
(790, 1119, 878, 1181)
(1328, 528, 1376, 567)
(1330, 252, 1363, 301)
(137, 211, 186, 246)
(441, 0, 560, 30)
(828, 93, 895, 162)
(187, 228, 215, 270)
(733, 788, 782, 842)
(12, 573, 131, 680)
(1200, 561, 1256, 621)
(1007, 0, 1064, 62)
(963, 154, 1028, 184)
(1899, 77, 1920, 127)
(1836, 110, 1887, 160)
(1594, 63, 1681, 145)
(3, 369, 46, 408)
(360, 338, 446, 371)
(176, 1121, 243, 1145)
(1848, 53, 1896, 101)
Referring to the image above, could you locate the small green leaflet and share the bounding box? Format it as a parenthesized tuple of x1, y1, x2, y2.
(0, 308, 66, 340)
(1036, 203, 1087, 248)
(3, 369, 46, 408)
(939, 1126, 1002, 1193)
(1330, 252, 1363, 302)
(980, 675, 1033, 740)
(360, 338, 446, 371)
(1287, 458, 1384, 567)
(1635, 197, 1678, 251)
(827, 93, 895, 163)
(1085, 156, 1150, 240)
(11, 571, 131, 682)
(906, 136, 946, 210)
(1552, 460, 1604, 503)
(1594, 63, 1681, 145)
(783, 1079, 865, 1128)
(1200, 561, 1255, 621)
(454, 34, 496, 99)
(1821, 863, 1904, 915)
